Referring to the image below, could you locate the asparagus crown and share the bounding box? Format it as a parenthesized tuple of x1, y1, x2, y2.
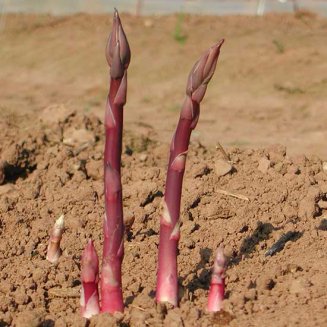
(106, 9, 131, 79)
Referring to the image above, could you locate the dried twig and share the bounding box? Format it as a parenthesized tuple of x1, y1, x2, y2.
(48, 287, 80, 298)
(130, 305, 146, 311)
(216, 142, 230, 162)
(216, 189, 249, 201)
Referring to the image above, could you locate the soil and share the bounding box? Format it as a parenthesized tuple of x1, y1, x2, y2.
(0, 11, 327, 327)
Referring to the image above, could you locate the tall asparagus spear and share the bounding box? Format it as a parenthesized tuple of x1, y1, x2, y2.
(101, 9, 130, 313)
(156, 40, 224, 306)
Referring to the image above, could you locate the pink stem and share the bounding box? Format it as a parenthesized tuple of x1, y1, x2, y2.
(101, 9, 130, 314)
(156, 40, 224, 306)
(80, 240, 100, 318)
(207, 245, 227, 312)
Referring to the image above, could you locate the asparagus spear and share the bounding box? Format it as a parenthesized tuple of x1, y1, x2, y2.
(156, 40, 224, 306)
(101, 9, 131, 314)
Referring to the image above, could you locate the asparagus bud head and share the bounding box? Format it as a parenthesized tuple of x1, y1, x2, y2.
(180, 39, 224, 130)
(186, 39, 224, 103)
(106, 8, 131, 79)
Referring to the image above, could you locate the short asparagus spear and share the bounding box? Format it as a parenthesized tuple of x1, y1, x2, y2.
(80, 240, 100, 318)
(156, 40, 224, 306)
(207, 245, 227, 312)
(46, 214, 65, 264)
(101, 9, 130, 314)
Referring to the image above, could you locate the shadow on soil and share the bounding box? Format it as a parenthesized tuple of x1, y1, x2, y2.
(183, 247, 213, 295)
(229, 221, 275, 266)
(181, 222, 275, 297)
(318, 219, 327, 231)
(3, 162, 37, 183)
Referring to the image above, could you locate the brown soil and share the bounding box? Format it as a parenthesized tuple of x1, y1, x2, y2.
(0, 12, 327, 327)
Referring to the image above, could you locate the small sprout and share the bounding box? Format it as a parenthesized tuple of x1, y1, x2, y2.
(207, 245, 227, 312)
(46, 215, 65, 264)
(80, 240, 100, 319)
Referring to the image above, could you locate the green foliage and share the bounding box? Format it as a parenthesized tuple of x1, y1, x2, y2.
(141, 96, 151, 104)
(272, 39, 285, 54)
(173, 13, 187, 45)
(274, 83, 304, 94)
(124, 132, 156, 153)
(169, 103, 180, 112)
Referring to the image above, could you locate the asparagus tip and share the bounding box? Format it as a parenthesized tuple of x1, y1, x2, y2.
(81, 239, 99, 280)
(55, 214, 65, 229)
(207, 244, 227, 312)
(186, 38, 224, 103)
(106, 8, 131, 78)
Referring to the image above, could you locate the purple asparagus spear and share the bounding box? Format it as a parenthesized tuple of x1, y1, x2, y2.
(156, 40, 224, 306)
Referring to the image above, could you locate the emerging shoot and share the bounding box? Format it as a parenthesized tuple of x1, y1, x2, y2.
(46, 214, 65, 264)
(207, 245, 227, 312)
(81, 240, 100, 319)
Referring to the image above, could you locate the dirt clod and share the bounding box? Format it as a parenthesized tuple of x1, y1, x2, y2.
(257, 157, 270, 173)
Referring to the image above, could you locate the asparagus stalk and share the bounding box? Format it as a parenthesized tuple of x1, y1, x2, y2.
(101, 9, 130, 314)
(156, 40, 224, 306)
(46, 214, 65, 264)
(207, 245, 227, 312)
(80, 240, 100, 318)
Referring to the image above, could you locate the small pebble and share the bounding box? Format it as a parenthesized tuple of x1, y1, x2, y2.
(318, 200, 327, 209)
(139, 154, 148, 162)
(214, 159, 233, 177)
(257, 157, 270, 173)
(285, 263, 302, 274)
(256, 276, 275, 290)
(62, 128, 95, 147)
